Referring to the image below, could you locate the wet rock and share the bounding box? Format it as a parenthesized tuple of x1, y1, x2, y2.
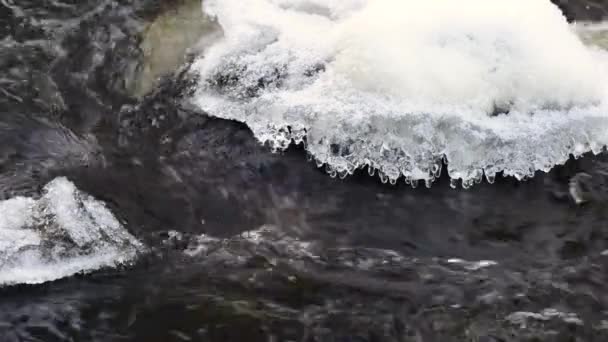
(552, 0, 608, 22)
(132, 0, 221, 97)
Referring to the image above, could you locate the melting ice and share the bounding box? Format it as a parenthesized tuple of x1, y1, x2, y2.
(192, 0, 608, 187)
(0, 178, 142, 286)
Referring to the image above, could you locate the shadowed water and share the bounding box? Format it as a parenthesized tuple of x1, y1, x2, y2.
(2, 0, 608, 341)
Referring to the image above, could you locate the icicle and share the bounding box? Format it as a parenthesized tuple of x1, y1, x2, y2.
(411, 180, 419, 189)
(485, 172, 496, 184)
(450, 178, 459, 189)
(379, 172, 388, 184)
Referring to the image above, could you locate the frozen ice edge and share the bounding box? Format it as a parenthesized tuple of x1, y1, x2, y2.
(244, 122, 607, 189)
(0, 250, 138, 286)
(0, 177, 144, 286)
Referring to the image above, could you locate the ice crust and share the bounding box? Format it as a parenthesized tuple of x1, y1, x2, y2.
(0, 178, 143, 286)
(192, 0, 608, 187)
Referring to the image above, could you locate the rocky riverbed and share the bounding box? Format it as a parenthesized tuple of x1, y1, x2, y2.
(2, 1, 608, 341)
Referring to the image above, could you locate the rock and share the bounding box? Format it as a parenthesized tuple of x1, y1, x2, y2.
(552, 0, 608, 22)
(132, 0, 221, 97)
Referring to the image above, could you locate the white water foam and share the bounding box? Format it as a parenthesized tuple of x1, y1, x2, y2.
(506, 308, 584, 327)
(192, 0, 608, 187)
(0, 177, 143, 286)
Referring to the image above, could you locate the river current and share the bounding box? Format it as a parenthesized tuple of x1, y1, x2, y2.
(1, 1, 608, 341)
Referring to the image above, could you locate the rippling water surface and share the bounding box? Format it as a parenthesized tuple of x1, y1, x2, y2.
(2, 1, 608, 341)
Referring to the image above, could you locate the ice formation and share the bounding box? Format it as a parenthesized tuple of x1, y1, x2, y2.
(0, 178, 143, 286)
(192, 0, 608, 187)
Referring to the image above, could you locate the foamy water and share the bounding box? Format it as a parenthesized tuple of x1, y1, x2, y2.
(192, 0, 608, 187)
(0, 178, 143, 286)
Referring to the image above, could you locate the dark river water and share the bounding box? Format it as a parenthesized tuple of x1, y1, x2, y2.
(2, 1, 608, 341)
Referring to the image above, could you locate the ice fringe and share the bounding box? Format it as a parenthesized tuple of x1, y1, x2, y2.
(0, 177, 143, 286)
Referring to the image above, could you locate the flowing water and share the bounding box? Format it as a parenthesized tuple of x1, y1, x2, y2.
(2, 0, 608, 341)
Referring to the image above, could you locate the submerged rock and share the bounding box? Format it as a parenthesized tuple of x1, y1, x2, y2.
(132, 0, 221, 97)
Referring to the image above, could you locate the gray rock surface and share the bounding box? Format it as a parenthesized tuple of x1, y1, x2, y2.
(553, 0, 608, 21)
